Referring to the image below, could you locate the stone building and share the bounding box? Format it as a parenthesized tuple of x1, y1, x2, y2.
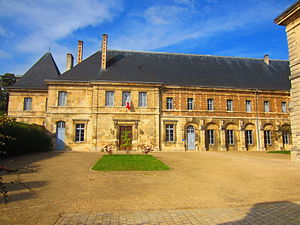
(275, 0, 300, 162)
(7, 35, 292, 152)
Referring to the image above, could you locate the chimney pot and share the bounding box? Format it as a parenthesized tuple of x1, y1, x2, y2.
(77, 40, 83, 64)
(66, 53, 74, 71)
(101, 34, 108, 70)
(264, 54, 270, 65)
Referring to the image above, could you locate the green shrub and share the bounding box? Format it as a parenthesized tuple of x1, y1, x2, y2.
(0, 120, 52, 157)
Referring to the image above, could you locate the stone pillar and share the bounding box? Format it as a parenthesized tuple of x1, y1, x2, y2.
(239, 130, 246, 151)
(220, 129, 227, 151)
(275, 2, 300, 162)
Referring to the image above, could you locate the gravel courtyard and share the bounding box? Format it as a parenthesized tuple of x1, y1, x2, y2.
(0, 151, 300, 225)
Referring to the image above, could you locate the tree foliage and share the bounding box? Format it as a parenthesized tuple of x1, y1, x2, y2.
(0, 73, 17, 114)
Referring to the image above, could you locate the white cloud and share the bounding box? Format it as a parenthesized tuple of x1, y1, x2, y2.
(109, 0, 286, 52)
(0, 0, 123, 53)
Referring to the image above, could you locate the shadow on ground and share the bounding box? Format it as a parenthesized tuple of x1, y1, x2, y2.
(219, 201, 300, 225)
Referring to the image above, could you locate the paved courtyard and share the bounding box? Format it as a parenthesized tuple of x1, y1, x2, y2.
(0, 151, 300, 224)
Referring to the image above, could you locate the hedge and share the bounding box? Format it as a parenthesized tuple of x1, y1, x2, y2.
(0, 120, 53, 157)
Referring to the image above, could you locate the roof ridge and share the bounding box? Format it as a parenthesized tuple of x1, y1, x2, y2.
(107, 49, 288, 62)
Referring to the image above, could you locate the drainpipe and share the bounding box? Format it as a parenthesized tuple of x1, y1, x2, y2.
(255, 89, 261, 151)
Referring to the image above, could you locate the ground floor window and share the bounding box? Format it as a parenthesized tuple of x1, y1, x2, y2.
(264, 130, 271, 145)
(166, 124, 174, 142)
(207, 129, 215, 145)
(227, 130, 234, 145)
(283, 132, 290, 145)
(75, 124, 85, 142)
(245, 130, 253, 145)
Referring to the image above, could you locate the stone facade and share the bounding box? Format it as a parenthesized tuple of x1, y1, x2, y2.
(8, 81, 291, 152)
(275, 1, 300, 162)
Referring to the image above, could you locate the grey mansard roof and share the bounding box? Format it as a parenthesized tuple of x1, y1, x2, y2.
(57, 50, 290, 91)
(11, 52, 60, 89)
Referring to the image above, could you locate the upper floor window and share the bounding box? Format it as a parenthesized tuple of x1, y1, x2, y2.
(58, 91, 67, 106)
(75, 124, 85, 142)
(166, 124, 174, 142)
(23, 97, 32, 110)
(281, 102, 287, 113)
(227, 99, 233, 111)
(122, 91, 131, 106)
(264, 101, 270, 112)
(105, 91, 114, 106)
(227, 130, 234, 145)
(207, 99, 214, 111)
(246, 100, 252, 112)
(187, 98, 194, 110)
(139, 92, 147, 107)
(166, 97, 173, 110)
(207, 129, 215, 145)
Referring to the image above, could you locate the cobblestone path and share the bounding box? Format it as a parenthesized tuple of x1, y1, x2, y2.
(55, 201, 300, 225)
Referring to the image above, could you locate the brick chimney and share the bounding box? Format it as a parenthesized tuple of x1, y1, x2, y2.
(77, 40, 83, 64)
(264, 54, 270, 65)
(66, 53, 74, 71)
(101, 34, 108, 70)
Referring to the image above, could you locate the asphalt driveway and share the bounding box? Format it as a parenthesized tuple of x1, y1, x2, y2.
(0, 151, 299, 225)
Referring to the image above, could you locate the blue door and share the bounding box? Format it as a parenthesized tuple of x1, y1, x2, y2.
(187, 125, 195, 150)
(56, 121, 65, 150)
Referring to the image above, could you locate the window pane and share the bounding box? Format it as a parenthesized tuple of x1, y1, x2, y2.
(167, 98, 173, 109)
(246, 130, 253, 145)
(187, 98, 194, 110)
(106, 91, 114, 106)
(208, 99, 213, 111)
(227, 100, 233, 111)
(264, 101, 270, 112)
(24, 97, 32, 110)
(75, 124, 85, 142)
(122, 92, 130, 106)
(207, 129, 214, 145)
(166, 124, 174, 142)
(227, 130, 234, 145)
(246, 100, 251, 112)
(281, 102, 287, 113)
(58, 91, 67, 106)
(139, 92, 147, 107)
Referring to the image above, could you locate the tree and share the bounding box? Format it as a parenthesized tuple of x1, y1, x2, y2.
(0, 73, 17, 114)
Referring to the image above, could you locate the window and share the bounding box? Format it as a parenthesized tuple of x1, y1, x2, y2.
(281, 102, 287, 113)
(227, 99, 233, 111)
(246, 100, 252, 112)
(283, 132, 290, 145)
(166, 97, 173, 109)
(58, 91, 67, 106)
(75, 124, 85, 142)
(105, 91, 114, 106)
(245, 130, 253, 145)
(139, 92, 147, 107)
(122, 91, 131, 106)
(227, 130, 234, 145)
(187, 98, 194, 110)
(264, 101, 270, 112)
(166, 124, 174, 142)
(207, 129, 215, 145)
(23, 97, 32, 110)
(207, 99, 214, 111)
(264, 130, 271, 145)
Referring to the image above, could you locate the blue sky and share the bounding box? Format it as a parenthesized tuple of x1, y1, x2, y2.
(0, 0, 295, 75)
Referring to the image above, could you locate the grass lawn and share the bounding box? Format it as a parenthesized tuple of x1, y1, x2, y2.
(267, 151, 290, 154)
(91, 154, 171, 171)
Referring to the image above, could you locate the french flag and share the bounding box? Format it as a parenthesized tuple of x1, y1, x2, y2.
(125, 96, 131, 110)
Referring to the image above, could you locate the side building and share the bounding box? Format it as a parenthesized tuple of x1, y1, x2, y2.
(8, 35, 292, 152)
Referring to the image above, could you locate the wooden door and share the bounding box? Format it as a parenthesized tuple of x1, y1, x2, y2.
(119, 126, 132, 150)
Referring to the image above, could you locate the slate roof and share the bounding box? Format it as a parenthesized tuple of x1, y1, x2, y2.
(11, 52, 60, 89)
(57, 50, 290, 91)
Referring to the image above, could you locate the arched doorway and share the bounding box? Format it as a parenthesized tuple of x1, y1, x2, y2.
(187, 125, 195, 150)
(56, 121, 65, 150)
